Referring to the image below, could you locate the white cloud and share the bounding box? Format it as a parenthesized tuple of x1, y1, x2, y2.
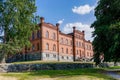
(63, 22, 94, 41)
(72, 4, 95, 15)
(57, 19, 64, 24)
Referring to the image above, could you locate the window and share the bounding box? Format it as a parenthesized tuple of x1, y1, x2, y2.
(82, 51, 85, 57)
(79, 35, 81, 39)
(28, 48, 30, 51)
(53, 33, 56, 40)
(46, 43, 49, 50)
(66, 39, 68, 44)
(82, 43, 84, 47)
(66, 48, 68, 54)
(61, 38, 63, 43)
(62, 56, 64, 59)
(32, 44, 35, 51)
(53, 54, 56, 58)
(53, 44, 56, 51)
(37, 30, 40, 38)
(80, 50, 81, 54)
(67, 56, 69, 59)
(70, 40, 72, 45)
(89, 45, 91, 50)
(87, 52, 89, 56)
(76, 41, 78, 47)
(71, 49, 73, 54)
(37, 43, 40, 50)
(77, 50, 79, 55)
(90, 53, 92, 57)
(79, 42, 81, 47)
(46, 31, 49, 38)
(80, 50, 81, 57)
(25, 46, 27, 52)
(46, 54, 49, 57)
(32, 32, 34, 40)
(61, 48, 64, 53)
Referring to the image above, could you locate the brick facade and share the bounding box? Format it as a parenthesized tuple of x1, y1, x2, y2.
(7, 17, 94, 62)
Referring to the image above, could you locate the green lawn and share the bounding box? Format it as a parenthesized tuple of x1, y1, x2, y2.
(0, 68, 116, 80)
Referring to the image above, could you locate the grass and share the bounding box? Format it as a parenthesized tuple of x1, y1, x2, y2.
(0, 68, 116, 80)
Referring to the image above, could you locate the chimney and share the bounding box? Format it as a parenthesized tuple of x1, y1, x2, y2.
(56, 23, 60, 31)
(82, 30, 85, 33)
(73, 26, 76, 31)
(56, 23, 60, 28)
(88, 40, 90, 42)
(40, 17, 44, 23)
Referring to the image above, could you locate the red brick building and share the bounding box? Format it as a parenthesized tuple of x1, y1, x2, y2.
(8, 17, 93, 62)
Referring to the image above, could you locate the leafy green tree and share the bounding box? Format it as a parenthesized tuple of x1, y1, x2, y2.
(0, 0, 37, 63)
(91, 0, 120, 65)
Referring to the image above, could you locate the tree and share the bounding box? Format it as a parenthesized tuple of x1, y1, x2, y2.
(91, 0, 120, 65)
(0, 0, 37, 63)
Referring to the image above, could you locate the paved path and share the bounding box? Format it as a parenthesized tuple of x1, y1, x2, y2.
(106, 70, 120, 80)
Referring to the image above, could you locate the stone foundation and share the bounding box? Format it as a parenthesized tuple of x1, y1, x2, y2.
(41, 52, 58, 61)
(6, 52, 93, 63)
(0, 63, 95, 72)
(6, 52, 41, 63)
(59, 55, 73, 61)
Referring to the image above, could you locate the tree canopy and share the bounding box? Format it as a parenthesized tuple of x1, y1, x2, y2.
(0, 0, 37, 62)
(91, 0, 120, 65)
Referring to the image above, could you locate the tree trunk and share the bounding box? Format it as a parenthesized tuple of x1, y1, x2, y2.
(1, 56, 6, 63)
(114, 59, 118, 66)
(0, 51, 6, 63)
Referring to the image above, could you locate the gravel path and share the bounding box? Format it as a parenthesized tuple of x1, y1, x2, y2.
(106, 71, 120, 80)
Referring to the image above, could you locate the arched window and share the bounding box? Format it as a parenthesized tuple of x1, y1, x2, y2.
(66, 48, 68, 54)
(37, 30, 40, 38)
(61, 38, 63, 43)
(77, 50, 79, 55)
(32, 32, 34, 40)
(82, 43, 84, 47)
(79, 42, 81, 47)
(46, 31, 49, 38)
(46, 43, 49, 50)
(53, 33, 56, 40)
(76, 41, 78, 47)
(70, 40, 72, 45)
(53, 44, 56, 51)
(66, 39, 68, 44)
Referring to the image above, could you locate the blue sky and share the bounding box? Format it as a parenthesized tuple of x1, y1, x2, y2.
(36, 0, 97, 41)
